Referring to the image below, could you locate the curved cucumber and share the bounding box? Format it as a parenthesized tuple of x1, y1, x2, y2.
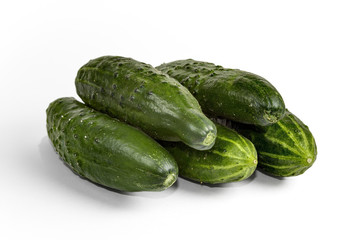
(219, 110, 317, 177)
(157, 59, 285, 126)
(75, 56, 216, 150)
(46, 97, 178, 192)
(161, 123, 257, 184)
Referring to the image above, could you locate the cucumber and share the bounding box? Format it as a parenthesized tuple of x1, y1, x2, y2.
(46, 97, 178, 192)
(218, 110, 317, 177)
(161, 123, 257, 184)
(75, 56, 216, 150)
(156, 59, 285, 126)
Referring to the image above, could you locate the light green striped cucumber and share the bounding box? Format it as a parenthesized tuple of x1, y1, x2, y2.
(219, 110, 317, 177)
(161, 123, 257, 184)
(46, 97, 178, 192)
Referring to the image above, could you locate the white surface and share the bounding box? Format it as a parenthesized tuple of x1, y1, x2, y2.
(1, 1, 359, 239)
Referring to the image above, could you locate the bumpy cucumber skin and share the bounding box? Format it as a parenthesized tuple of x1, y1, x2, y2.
(75, 56, 216, 150)
(156, 59, 286, 126)
(161, 123, 257, 184)
(220, 110, 317, 177)
(46, 97, 178, 192)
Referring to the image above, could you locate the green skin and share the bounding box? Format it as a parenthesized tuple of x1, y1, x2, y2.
(219, 110, 317, 177)
(161, 123, 258, 184)
(75, 56, 216, 150)
(156, 59, 286, 126)
(46, 97, 178, 192)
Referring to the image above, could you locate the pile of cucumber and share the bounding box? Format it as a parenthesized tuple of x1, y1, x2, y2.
(46, 56, 317, 192)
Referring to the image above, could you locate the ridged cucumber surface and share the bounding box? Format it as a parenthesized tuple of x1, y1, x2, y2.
(46, 97, 178, 192)
(75, 56, 216, 150)
(218, 110, 317, 177)
(157, 59, 285, 126)
(161, 123, 257, 184)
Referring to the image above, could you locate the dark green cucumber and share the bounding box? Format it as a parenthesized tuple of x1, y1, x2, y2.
(75, 56, 216, 150)
(161, 123, 257, 184)
(156, 59, 285, 126)
(46, 97, 178, 192)
(218, 110, 317, 177)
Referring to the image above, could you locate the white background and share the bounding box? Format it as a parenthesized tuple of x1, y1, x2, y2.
(1, 0, 359, 239)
